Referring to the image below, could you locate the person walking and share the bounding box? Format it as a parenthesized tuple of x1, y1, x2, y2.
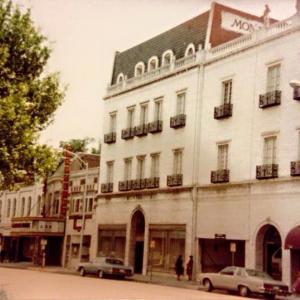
(186, 255, 193, 281)
(175, 255, 184, 281)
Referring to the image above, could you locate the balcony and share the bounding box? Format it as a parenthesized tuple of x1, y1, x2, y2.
(211, 169, 230, 183)
(104, 132, 116, 144)
(134, 124, 148, 137)
(259, 90, 281, 108)
(121, 128, 135, 140)
(11, 216, 65, 235)
(118, 180, 133, 191)
(101, 183, 113, 193)
(291, 161, 300, 176)
(132, 179, 147, 190)
(170, 114, 186, 129)
(148, 120, 163, 134)
(214, 103, 233, 119)
(167, 174, 183, 187)
(256, 164, 278, 179)
(293, 87, 300, 101)
(146, 177, 160, 189)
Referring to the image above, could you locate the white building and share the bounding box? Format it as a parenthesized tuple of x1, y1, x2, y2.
(97, 0, 300, 286)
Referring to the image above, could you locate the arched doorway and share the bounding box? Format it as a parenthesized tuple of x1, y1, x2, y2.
(256, 224, 282, 280)
(130, 210, 145, 274)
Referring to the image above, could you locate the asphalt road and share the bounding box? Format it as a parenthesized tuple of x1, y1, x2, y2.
(0, 267, 250, 300)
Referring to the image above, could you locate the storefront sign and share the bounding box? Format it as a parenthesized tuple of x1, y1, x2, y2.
(230, 242, 236, 253)
(221, 11, 263, 34)
(215, 234, 226, 239)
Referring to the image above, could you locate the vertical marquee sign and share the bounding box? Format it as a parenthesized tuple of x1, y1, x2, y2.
(60, 145, 71, 216)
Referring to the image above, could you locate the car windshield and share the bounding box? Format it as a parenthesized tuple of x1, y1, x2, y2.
(246, 269, 272, 279)
(106, 258, 124, 265)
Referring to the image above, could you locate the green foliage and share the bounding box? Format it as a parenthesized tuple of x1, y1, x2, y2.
(0, 0, 64, 189)
(59, 137, 94, 153)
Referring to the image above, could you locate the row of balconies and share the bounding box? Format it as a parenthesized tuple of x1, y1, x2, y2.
(101, 162, 300, 192)
(211, 161, 300, 183)
(101, 174, 183, 193)
(70, 184, 97, 193)
(213, 90, 282, 120)
(104, 115, 186, 144)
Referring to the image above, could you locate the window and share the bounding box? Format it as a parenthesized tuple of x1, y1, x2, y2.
(75, 199, 80, 213)
(173, 149, 183, 174)
(266, 64, 280, 92)
(53, 191, 60, 215)
(137, 156, 146, 179)
(176, 91, 186, 115)
(117, 73, 124, 83)
(48, 193, 52, 215)
(80, 179, 86, 185)
(124, 158, 132, 180)
(27, 197, 32, 216)
(94, 177, 98, 184)
(151, 153, 160, 178)
(127, 107, 135, 128)
(222, 80, 232, 104)
(6, 199, 11, 218)
(109, 112, 117, 132)
(263, 136, 277, 164)
(88, 198, 93, 212)
(218, 144, 229, 170)
(162, 50, 173, 66)
(106, 161, 114, 183)
(21, 197, 25, 216)
(134, 62, 145, 77)
(148, 57, 158, 71)
(12, 198, 16, 217)
(140, 103, 148, 125)
(185, 43, 195, 56)
(36, 196, 41, 216)
(154, 98, 163, 121)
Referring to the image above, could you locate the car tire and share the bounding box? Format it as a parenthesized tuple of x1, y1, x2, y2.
(264, 294, 275, 300)
(79, 267, 85, 277)
(98, 270, 104, 279)
(203, 279, 213, 292)
(239, 285, 249, 297)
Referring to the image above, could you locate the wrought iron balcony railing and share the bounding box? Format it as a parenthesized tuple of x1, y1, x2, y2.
(256, 164, 278, 179)
(167, 174, 183, 186)
(211, 169, 230, 183)
(259, 90, 281, 108)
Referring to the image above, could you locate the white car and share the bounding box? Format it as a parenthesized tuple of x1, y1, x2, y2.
(77, 257, 134, 279)
(199, 266, 290, 299)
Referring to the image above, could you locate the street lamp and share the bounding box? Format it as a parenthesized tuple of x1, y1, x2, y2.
(63, 149, 88, 264)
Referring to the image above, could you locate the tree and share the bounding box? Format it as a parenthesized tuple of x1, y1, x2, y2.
(59, 138, 94, 153)
(0, 0, 64, 190)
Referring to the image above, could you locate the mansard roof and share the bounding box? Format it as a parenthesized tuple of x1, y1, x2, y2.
(111, 10, 210, 85)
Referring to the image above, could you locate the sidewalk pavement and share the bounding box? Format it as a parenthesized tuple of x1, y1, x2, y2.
(1, 262, 300, 299)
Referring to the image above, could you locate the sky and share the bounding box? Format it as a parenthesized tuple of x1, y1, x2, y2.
(14, 0, 296, 149)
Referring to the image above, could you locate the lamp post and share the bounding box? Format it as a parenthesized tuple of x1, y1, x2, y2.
(63, 149, 88, 263)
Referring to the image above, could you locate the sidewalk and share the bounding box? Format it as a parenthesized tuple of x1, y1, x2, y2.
(1, 262, 300, 299)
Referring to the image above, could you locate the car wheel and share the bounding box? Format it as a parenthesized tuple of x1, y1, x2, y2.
(79, 267, 85, 277)
(98, 270, 104, 278)
(239, 285, 249, 297)
(203, 279, 213, 292)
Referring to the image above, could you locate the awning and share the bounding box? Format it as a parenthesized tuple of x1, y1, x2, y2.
(285, 226, 300, 249)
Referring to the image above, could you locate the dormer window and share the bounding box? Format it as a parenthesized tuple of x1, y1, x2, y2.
(117, 73, 124, 83)
(134, 62, 145, 77)
(162, 50, 173, 66)
(148, 56, 159, 71)
(185, 43, 195, 56)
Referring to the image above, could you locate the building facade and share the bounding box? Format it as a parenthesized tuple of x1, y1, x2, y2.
(98, 0, 300, 287)
(0, 153, 100, 268)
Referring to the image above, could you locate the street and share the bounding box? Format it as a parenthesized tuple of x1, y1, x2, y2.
(0, 267, 249, 300)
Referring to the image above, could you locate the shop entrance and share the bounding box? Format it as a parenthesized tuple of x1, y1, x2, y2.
(256, 224, 282, 280)
(130, 210, 145, 274)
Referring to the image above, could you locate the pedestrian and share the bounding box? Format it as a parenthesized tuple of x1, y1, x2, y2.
(175, 255, 184, 281)
(186, 255, 193, 281)
(293, 271, 300, 296)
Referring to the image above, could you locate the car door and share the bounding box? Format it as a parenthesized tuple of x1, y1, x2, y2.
(218, 267, 236, 290)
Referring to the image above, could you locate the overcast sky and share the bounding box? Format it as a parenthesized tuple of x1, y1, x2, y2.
(15, 0, 296, 149)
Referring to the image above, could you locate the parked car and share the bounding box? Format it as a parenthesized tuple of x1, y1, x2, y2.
(77, 257, 134, 279)
(199, 266, 290, 299)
